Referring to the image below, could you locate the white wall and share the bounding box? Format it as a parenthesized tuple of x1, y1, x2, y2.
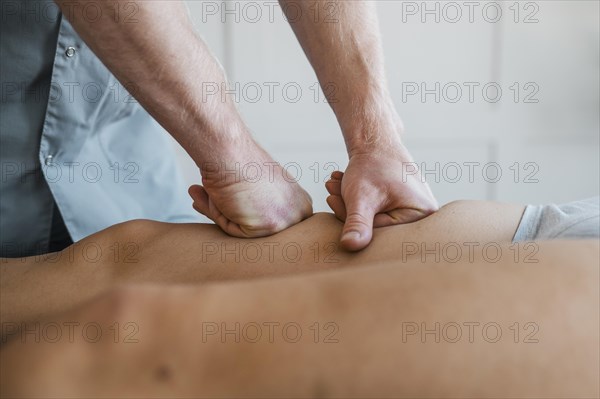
(175, 0, 599, 221)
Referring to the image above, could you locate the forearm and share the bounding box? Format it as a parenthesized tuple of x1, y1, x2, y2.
(54, 0, 249, 166)
(281, 0, 401, 153)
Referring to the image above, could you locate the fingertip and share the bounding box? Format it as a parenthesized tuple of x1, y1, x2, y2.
(188, 184, 201, 197)
(340, 198, 377, 251)
(326, 195, 347, 221)
(325, 179, 342, 196)
(330, 171, 344, 180)
(189, 185, 210, 217)
(340, 230, 371, 252)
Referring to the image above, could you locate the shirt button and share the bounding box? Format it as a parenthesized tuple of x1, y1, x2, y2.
(45, 155, 54, 166)
(65, 47, 76, 58)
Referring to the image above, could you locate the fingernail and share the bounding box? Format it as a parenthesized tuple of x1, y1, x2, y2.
(342, 231, 361, 242)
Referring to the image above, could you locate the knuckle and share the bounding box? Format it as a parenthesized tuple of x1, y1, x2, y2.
(264, 219, 282, 233)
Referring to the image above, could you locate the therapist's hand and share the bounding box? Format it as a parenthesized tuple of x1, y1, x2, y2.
(188, 140, 313, 238)
(325, 142, 438, 251)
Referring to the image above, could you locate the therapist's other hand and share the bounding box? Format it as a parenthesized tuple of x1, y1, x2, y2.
(325, 143, 438, 251)
(188, 141, 313, 238)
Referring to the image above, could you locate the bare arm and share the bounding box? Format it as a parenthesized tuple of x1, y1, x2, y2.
(54, 0, 313, 237)
(55, 0, 240, 166)
(280, 1, 439, 250)
(279, 0, 394, 145)
(0, 201, 525, 333)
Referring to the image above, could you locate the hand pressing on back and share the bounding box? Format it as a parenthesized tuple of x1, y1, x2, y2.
(325, 142, 438, 251)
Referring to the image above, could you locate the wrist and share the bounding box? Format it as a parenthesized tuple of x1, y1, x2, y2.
(195, 130, 277, 182)
(190, 117, 255, 170)
(339, 95, 405, 157)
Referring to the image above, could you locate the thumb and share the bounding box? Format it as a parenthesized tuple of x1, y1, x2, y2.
(188, 185, 210, 217)
(340, 196, 377, 252)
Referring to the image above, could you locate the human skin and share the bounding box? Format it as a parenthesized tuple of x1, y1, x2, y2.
(1, 200, 524, 332)
(53, 0, 436, 247)
(0, 239, 598, 398)
(53, 0, 313, 238)
(280, 1, 439, 250)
